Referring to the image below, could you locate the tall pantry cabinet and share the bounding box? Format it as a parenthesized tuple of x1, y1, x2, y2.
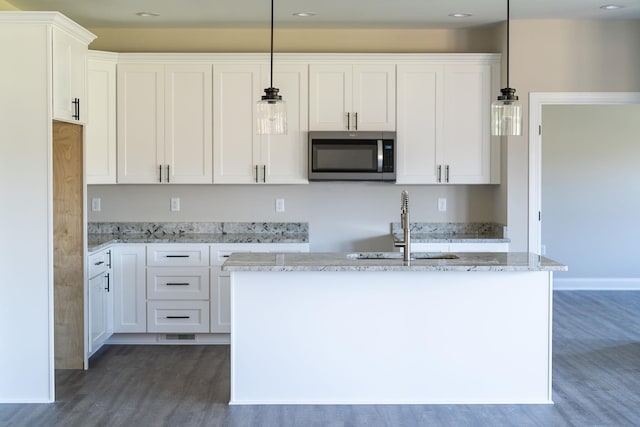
(0, 12, 95, 402)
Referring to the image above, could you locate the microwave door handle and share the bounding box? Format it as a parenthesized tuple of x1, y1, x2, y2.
(377, 140, 383, 172)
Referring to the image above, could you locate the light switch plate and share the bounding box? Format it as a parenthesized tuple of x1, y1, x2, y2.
(438, 198, 447, 212)
(170, 197, 180, 212)
(275, 198, 285, 213)
(91, 197, 101, 212)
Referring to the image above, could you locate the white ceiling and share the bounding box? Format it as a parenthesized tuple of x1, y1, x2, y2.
(7, 0, 640, 29)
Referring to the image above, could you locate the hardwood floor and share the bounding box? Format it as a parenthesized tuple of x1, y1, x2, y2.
(1, 291, 639, 426)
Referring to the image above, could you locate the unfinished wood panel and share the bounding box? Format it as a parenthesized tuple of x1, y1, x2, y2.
(53, 121, 84, 370)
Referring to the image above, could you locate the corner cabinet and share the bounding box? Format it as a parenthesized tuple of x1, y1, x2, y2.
(213, 63, 309, 184)
(309, 63, 395, 131)
(396, 58, 500, 184)
(117, 63, 213, 184)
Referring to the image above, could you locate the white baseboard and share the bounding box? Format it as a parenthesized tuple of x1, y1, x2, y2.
(554, 277, 640, 291)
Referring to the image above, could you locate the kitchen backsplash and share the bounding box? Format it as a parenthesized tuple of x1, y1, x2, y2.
(88, 222, 309, 236)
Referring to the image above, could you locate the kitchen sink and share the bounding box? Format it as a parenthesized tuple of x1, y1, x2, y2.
(347, 252, 459, 260)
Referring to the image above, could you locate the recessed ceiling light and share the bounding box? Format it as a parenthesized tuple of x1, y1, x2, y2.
(136, 12, 160, 17)
(293, 12, 316, 17)
(449, 13, 472, 18)
(600, 4, 624, 10)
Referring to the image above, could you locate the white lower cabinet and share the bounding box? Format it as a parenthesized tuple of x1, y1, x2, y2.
(87, 248, 113, 356)
(145, 245, 211, 333)
(112, 245, 146, 333)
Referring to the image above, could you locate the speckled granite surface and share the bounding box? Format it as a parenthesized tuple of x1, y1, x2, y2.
(88, 222, 309, 252)
(391, 222, 510, 244)
(222, 252, 567, 272)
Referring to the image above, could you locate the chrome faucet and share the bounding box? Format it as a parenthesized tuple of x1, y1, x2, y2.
(395, 190, 411, 262)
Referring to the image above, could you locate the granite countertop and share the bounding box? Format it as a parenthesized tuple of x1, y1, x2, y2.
(222, 252, 567, 272)
(391, 222, 511, 244)
(87, 222, 309, 252)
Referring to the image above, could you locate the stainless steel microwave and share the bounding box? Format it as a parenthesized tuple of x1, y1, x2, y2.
(308, 131, 396, 181)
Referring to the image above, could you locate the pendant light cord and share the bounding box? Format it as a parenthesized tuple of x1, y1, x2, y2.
(270, 0, 274, 88)
(506, 0, 510, 88)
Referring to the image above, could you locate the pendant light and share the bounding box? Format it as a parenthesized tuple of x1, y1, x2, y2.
(491, 0, 522, 136)
(256, 0, 287, 135)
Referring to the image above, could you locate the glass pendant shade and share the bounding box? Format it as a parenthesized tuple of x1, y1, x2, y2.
(257, 92, 287, 135)
(491, 88, 522, 136)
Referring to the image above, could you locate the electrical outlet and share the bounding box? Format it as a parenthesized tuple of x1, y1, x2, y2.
(170, 197, 180, 212)
(275, 198, 285, 213)
(91, 197, 101, 212)
(438, 198, 447, 212)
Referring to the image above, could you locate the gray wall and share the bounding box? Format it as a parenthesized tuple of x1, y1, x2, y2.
(88, 183, 499, 251)
(542, 105, 640, 281)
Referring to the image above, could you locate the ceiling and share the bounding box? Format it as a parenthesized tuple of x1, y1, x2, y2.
(7, 0, 640, 29)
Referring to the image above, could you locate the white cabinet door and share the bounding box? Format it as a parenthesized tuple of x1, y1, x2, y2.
(443, 64, 491, 184)
(309, 63, 395, 131)
(117, 63, 213, 184)
(52, 26, 88, 123)
(88, 271, 109, 354)
(396, 61, 497, 185)
(117, 64, 165, 183)
(260, 64, 309, 184)
(309, 64, 352, 131)
(352, 64, 396, 131)
(165, 64, 213, 183)
(213, 64, 262, 183)
(86, 55, 117, 184)
(396, 64, 442, 184)
(87, 248, 113, 356)
(112, 245, 147, 333)
(210, 267, 231, 333)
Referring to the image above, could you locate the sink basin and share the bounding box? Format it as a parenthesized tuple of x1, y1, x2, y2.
(347, 252, 459, 260)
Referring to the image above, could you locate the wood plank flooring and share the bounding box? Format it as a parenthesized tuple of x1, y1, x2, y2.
(1, 291, 639, 426)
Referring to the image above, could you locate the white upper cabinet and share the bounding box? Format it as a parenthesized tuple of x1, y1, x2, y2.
(117, 63, 213, 184)
(260, 63, 309, 184)
(213, 63, 308, 184)
(309, 63, 395, 131)
(86, 52, 117, 184)
(52, 25, 92, 123)
(213, 63, 262, 184)
(396, 59, 499, 185)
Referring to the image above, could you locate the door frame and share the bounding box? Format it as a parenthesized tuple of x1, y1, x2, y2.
(528, 92, 640, 254)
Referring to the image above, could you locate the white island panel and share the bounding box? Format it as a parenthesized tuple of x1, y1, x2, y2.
(230, 270, 553, 405)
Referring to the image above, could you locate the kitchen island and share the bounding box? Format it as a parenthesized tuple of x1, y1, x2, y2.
(223, 252, 566, 405)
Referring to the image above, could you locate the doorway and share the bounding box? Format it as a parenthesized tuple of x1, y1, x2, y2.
(528, 93, 640, 290)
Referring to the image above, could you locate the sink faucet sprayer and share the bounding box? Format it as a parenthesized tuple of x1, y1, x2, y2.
(395, 190, 411, 262)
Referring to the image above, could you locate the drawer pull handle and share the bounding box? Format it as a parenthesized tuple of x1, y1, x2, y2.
(166, 283, 189, 286)
(165, 255, 190, 258)
(94, 261, 104, 266)
(166, 316, 190, 319)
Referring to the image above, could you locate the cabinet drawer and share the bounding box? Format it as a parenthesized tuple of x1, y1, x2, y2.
(147, 300, 209, 333)
(88, 249, 110, 278)
(147, 267, 209, 300)
(147, 245, 209, 267)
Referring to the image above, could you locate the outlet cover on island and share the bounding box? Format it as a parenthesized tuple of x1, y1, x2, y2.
(275, 198, 285, 213)
(170, 197, 180, 212)
(438, 198, 447, 212)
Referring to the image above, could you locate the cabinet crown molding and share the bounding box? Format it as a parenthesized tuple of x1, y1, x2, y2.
(111, 52, 500, 64)
(0, 11, 96, 43)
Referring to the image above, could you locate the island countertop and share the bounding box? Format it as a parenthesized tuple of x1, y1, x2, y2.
(222, 252, 567, 272)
